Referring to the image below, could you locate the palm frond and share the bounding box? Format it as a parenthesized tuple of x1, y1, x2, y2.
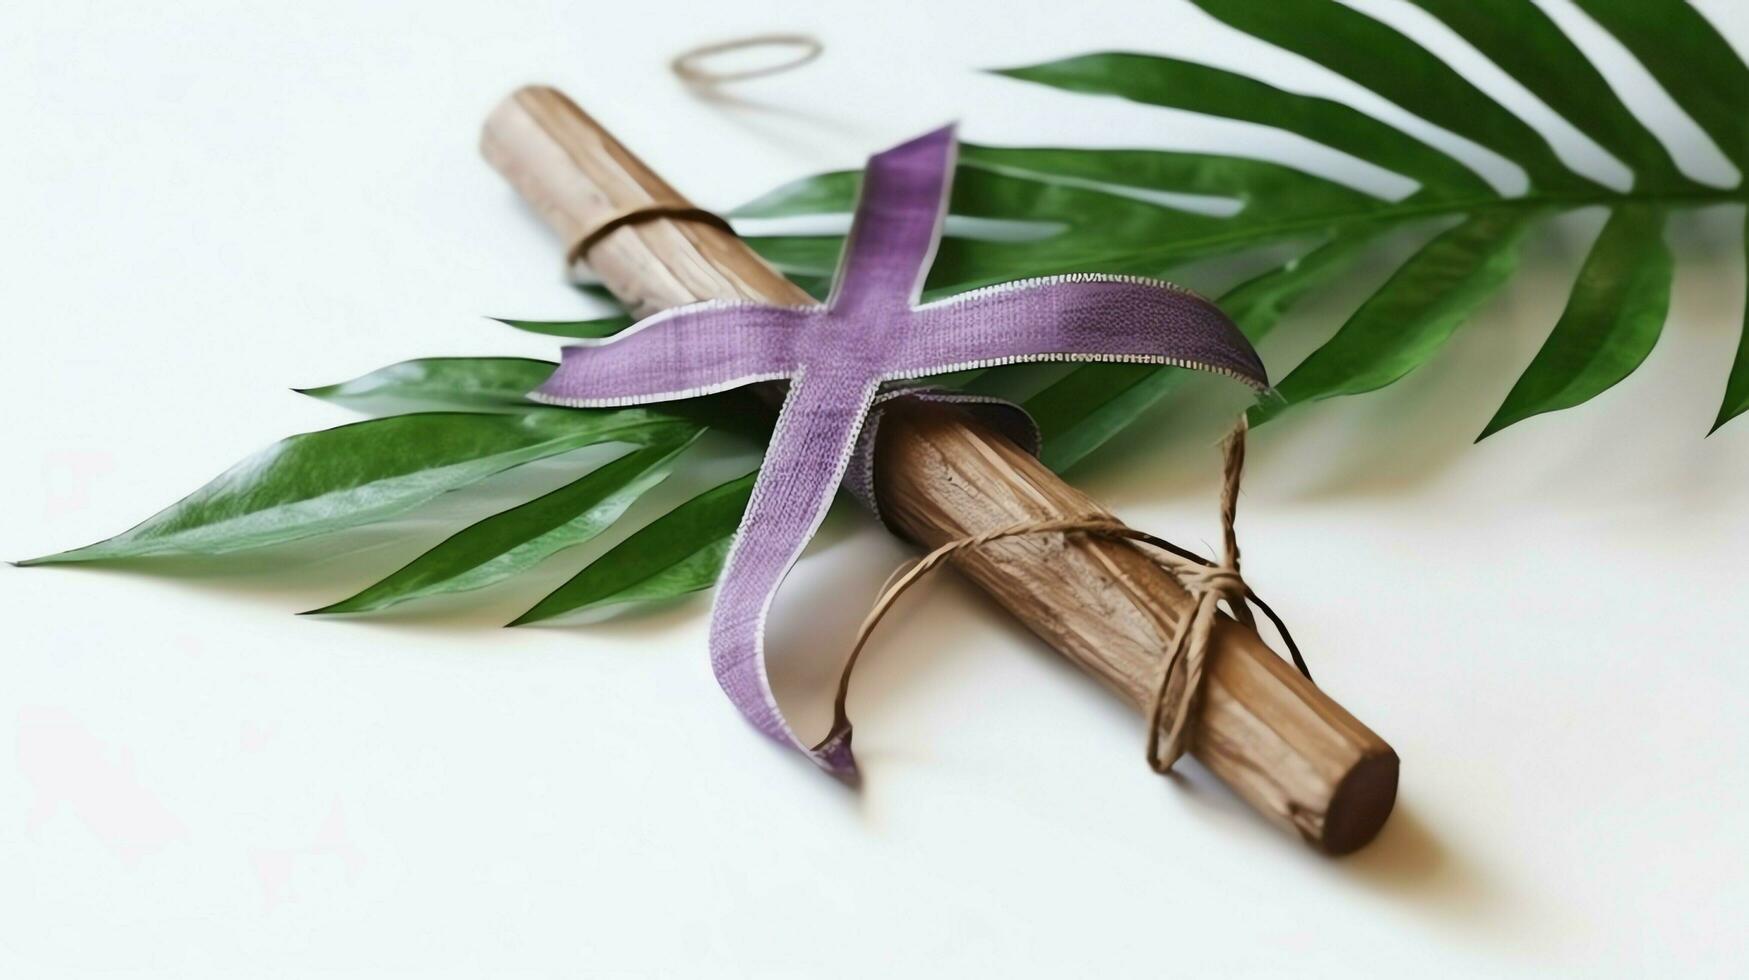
(741, 0, 1747, 461)
(40, 0, 1747, 622)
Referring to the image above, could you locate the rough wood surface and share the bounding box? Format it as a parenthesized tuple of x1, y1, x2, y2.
(482, 85, 1397, 854)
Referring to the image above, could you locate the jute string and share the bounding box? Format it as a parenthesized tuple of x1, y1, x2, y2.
(567, 202, 736, 268)
(670, 34, 824, 87)
(815, 417, 1310, 773)
(567, 35, 823, 270)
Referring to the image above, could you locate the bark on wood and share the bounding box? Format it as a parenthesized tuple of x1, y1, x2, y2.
(482, 86, 1398, 854)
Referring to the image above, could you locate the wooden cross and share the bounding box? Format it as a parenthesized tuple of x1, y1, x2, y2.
(483, 86, 1398, 854)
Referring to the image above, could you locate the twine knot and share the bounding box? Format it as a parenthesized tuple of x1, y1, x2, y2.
(817, 416, 1310, 776)
(1173, 561, 1247, 603)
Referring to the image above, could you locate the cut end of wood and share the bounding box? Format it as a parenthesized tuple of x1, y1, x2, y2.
(481, 85, 572, 149)
(481, 85, 567, 151)
(1318, 749, 1400, 855)
(480, 86, 605, 252)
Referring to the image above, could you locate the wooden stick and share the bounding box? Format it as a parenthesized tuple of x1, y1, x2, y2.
(482, 86, 1398, 854)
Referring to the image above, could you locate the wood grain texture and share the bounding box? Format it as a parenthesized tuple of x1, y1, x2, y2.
(482, 86, 1396, 853)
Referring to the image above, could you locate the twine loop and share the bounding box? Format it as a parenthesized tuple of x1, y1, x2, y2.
(670, 34, 823, 87)
(816, 416, 1310, 774)
(566, 202, 736, 267)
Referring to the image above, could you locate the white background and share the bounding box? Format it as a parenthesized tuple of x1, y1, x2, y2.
(3, 1, 1746, 976)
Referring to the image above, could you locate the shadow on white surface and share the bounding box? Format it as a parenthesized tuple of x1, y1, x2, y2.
(1345, 806, 1500, 932)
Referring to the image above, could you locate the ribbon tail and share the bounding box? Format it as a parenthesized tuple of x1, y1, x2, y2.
(899, 275, 1270, 391)
(708, 370, 880, 776)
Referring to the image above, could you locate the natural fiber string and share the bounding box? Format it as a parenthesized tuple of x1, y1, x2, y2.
(815, 416, 1311, 773)
(571, 35, 820, 274)
(670, 34, 824, 87)
(566, 202, 736, 267)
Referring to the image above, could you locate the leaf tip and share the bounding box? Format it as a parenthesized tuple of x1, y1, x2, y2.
(1708, 403, 1746, 436)
(14, 544, 95, 567)
(508, 598, 570, 627)
(1480, 397, 1551, 441)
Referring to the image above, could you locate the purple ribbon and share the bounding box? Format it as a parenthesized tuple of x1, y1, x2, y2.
(533, 126, 1269, 775)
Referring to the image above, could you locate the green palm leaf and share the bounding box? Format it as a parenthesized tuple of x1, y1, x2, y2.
(991, 53, 1488, 198)
(1188, 0, 1595, 192)
(1255, 210, 1539, 424)
(512, 471, 755, 624)
(24, 410, 692, 562)
(309, 435, 701, 615)
(748, 0, 1744, 447)
(298, 357, 555, 413)
(739, 143, 1382, 290)
(1029, 230, 1380, 471)
(1717, 214, 1749, 434)
(1481, 206, 1673, 439)
(1407, 0, 1691, 189)
(525, 1, 1748, 611)
(1573, 0, 1749, 170)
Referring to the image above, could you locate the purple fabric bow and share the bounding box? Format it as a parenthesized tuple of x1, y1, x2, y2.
(533, 126, 1268, 776)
